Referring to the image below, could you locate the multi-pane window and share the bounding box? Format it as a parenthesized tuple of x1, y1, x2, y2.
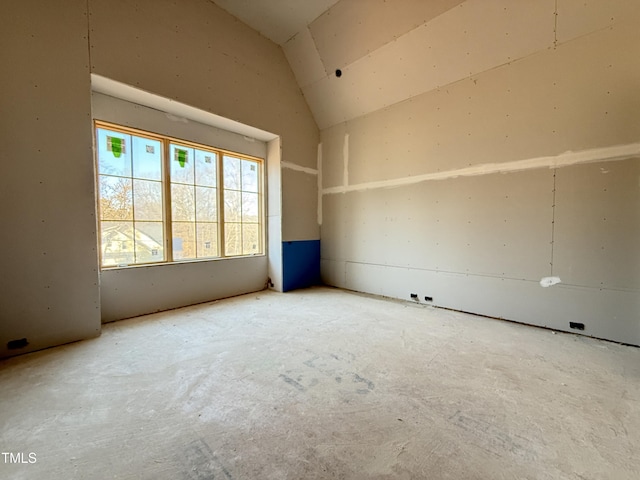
(169, 143, 218, 260)
(94, 122, 263, 268)
(223, 155, 261, 256)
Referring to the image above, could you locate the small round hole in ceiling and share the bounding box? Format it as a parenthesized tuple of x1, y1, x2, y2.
(335, 69, 342, 78)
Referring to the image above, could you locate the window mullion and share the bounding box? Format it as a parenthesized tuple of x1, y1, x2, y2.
(163, 139, 173, 262)
(217, 149, 226, 258)
(259, 161, 265, 257)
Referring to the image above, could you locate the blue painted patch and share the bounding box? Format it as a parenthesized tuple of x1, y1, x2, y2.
(282, 240, 321, 292)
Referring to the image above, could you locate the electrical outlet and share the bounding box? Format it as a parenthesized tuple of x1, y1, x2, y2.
(7, 338, 29, 350)
(410, 293, 418, 300)
(569, 322, 585, 331)
(424, 296, 433, 302)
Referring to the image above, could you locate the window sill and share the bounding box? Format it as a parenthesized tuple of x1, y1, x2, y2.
(100, 253, 266, 271)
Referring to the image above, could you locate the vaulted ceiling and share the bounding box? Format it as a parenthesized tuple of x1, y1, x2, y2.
(211, 0, 340, 45)
(211, 0, 634, 131)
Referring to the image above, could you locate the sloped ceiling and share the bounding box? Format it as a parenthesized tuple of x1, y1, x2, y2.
(212, 0, 638, 130)
(210, 0, 339, 45)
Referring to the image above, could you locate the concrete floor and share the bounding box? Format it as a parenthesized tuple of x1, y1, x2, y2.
(1, 286, 639, 479)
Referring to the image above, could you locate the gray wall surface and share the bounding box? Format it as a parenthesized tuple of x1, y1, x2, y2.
(92, 93, 270, 322)
(100, 256, 268, 323)
(1, 0, 319, 358)
(91, 93, 269, 160)
(0, 0, 101, 358)
(319, 9, 640, 345)
(88, 0, 320, 243)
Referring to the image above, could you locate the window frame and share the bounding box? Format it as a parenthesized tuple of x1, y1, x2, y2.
(93, 120, 265, 269)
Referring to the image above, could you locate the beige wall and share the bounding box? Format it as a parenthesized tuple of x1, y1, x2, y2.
(0, 0, 319, 357)
(318, 3, 640, 344)
(286, 0, 640, 130)
(0, 0, 101, 358)
(89, 0, 320, 241)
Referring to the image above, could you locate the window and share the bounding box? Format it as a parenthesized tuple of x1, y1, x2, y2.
(94, 121, 263, 268)
(222, 154, 261, 256)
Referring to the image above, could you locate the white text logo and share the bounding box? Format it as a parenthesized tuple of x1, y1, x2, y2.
(2, 452, 37, 464)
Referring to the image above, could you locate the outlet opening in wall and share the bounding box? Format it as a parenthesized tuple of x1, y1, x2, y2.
(7, 338, 29, 350)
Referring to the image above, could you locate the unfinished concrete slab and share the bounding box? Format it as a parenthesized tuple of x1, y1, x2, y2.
(1, 287, 639, 479)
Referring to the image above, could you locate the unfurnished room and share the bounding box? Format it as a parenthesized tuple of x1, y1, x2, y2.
(1, 0, 639, 478)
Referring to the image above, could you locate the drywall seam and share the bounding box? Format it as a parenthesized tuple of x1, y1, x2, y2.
(86, 0, 92, 66)
(341, 259, 536, 283)
(299, 7, 620, 93)
(335, 259, 640, 294)
(317, 142, 323, 225)
(304, 0, 557, 129)
(306, 25, 329, 82)
(550, 170, 557, 276)
(322, 142, 640, 195)
(555, 7, 639, 49)
(343, 133, 349, 187)
(553, 0, 558, 48)
(281, 161, 318, 175)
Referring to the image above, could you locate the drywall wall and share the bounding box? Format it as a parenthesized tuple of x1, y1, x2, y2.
(212, 0, 340, 46)
(309, 0, 466, 75)
(89, 0, 320, 294)
(0, 0, 101, 358)
(285, 0, 640, 131)
(281, 168, 319, 241)
(1, 0, 320, 357)
(291, 0, 557, 129)
(553, 160, 640, 292)
(267, 137, 284, 292)
(322, 169, 554, 277)
(88, 0, 319, 173)
(92, 92, 270, 321)
(92, 93, 268, 159)
(319, 4, 640, 345)
(279, 166, 321, 290)
(101, 256, 267, 322)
